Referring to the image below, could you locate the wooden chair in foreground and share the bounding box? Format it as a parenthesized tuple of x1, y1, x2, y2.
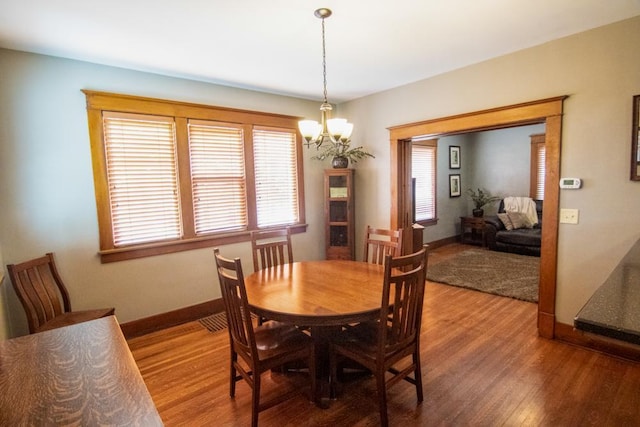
(251, 227, 293, 272)
(330, 245, 429, 427)
(214, 248, 316, 427)
(363, 225, 403, 265)
(7, 253, 115, 334)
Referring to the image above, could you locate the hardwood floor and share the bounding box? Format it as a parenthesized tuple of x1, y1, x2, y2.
(127, 246, 640, 426)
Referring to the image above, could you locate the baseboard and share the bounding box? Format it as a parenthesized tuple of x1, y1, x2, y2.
(120, 299, 224, 339)
(555, 321, 640, 363)
(425, 235, 458, 250)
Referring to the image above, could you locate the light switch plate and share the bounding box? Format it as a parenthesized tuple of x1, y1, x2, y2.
(560, 208, 579, 224)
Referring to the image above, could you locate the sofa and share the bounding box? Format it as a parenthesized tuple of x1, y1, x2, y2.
(484, 199, 543, 257)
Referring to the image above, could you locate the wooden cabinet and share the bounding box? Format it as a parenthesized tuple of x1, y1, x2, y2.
(324, 169, 355, 260)
(460, 216, 486, 246)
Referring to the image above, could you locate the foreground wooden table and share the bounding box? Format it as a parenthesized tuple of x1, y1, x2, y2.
(0, 316, 163, 426)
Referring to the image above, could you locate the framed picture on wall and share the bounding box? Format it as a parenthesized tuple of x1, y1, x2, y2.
(449, 145, 461, 169)
(449, 174, 461, 197)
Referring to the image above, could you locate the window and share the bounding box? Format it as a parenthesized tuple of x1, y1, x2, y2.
(411, 139, 437, 223)
(85, 91, 306, 262)
(103, 113, 182, 246)
(530, 133, 545, 200)
(253, 127, 299, 227)
(188, 121, 248, 234)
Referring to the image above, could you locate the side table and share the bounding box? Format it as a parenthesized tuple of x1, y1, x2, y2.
(460, 216, 486, 246)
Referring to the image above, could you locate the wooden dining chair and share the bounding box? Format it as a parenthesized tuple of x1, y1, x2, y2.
(7, 253, 115, 334)
(250, 227, 294, 271)
(330, 245, 429, 427)
(250, 227, 294, 325)
(363, 225, 403, 265)
(214, 248, 316, 427)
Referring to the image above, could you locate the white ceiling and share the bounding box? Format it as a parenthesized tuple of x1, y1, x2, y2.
(1, 0, 639, 103)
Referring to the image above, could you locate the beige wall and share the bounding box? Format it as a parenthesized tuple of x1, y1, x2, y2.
(1, 16, 639, 337)
(0, 50, 327, 337)
(343, 16, 640, 324)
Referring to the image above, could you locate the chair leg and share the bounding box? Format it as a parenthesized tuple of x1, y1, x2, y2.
(413, 349, 424, 402)
(251, 373, 261, 427)
(376, 369, 389, 427)
(230, 352, 237, 397)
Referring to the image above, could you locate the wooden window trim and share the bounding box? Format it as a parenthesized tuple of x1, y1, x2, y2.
(84, 90, 307, 263)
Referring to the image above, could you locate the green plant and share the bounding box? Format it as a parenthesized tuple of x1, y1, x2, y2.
(311, 141, 374, 164)
(466, 188, 500, 209)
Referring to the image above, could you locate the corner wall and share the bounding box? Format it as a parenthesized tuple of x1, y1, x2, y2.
(0, 49, 326, 337)
(343, 16, 640, 325)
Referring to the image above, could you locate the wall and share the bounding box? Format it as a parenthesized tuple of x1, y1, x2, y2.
(0, 49, 328, 337)
(1, 16, 639, 337)
(427, 124, 544, 242)
(468, 124, 545, 206)
(429, 135, 469, 242)
(344, 16, 640, 325)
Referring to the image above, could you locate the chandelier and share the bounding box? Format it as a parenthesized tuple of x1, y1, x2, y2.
(299, 8, 353, 149)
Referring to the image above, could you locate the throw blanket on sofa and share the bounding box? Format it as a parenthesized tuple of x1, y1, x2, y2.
(503, 196, 538, 225)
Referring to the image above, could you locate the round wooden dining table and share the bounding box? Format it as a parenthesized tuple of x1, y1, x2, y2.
(244, 259, 387, 404)
(244, 259, 386, 328)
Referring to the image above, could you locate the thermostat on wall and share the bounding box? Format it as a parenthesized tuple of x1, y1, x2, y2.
(559, 177, 582, 189)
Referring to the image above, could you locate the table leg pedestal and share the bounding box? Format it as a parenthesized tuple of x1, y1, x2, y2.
(310, 325, 342, 408)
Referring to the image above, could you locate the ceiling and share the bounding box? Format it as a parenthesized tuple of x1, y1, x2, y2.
(1, 0, 639, 103)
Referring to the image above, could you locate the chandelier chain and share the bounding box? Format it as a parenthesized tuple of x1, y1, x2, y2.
(321, 16, 328, 103)
(299, 7, 362, 153)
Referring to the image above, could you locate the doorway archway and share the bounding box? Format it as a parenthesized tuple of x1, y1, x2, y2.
(388, 96, 567, 339)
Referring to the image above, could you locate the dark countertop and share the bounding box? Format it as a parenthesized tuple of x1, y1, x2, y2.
(574, 239, 640, 345)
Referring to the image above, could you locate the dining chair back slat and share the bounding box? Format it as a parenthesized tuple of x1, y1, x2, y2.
(215, 249, 256, 359)
(214, 248, 316, 427)
(382, 248, 427, 354)
(363, 226, 403, 265)
(251, 228, 293, 271)
(330, 245, 429, 427)
(7, 253, 114, 334)
(250, 227, 294, 325)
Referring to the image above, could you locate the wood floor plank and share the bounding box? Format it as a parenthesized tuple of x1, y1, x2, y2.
(127, 245, 640, 426)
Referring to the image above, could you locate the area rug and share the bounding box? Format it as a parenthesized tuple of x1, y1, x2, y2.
(426, 248, 539, 303)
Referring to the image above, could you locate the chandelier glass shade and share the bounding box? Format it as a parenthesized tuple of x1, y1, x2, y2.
(299, 8, 353, 148)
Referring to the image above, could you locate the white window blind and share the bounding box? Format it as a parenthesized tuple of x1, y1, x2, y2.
(253, 127, 299, 227)
(87, 92, 307, 262)
(412, 144, 436, 221)
(102, 112, 181, 246)
(188, 120, 247, 234)
(535, 145, 546, 200)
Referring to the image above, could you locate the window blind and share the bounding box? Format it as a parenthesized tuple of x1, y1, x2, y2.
(412, 144, 436, 221)
(87, 91, 307, 261)
(253, 127, 299, 227)
(102, 112, 182, 246)
(188, 120, 248, 234)
(535, 145, 546, 200)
